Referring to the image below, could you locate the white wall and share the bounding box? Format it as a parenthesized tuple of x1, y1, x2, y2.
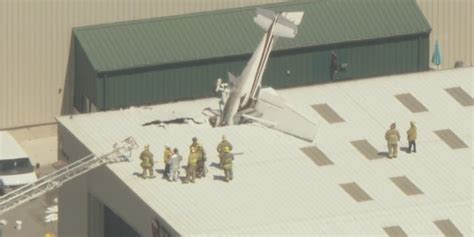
(59, 163, 169, 236)
(58, 123, 173, 236)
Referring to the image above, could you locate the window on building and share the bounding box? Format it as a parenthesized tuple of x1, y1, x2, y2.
(152, 218, 171, 237)
(104, 205, 141, 237)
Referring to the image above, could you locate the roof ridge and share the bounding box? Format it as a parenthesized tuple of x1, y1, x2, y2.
(74, 0, 431, 72)
(73, 1, 306, 33)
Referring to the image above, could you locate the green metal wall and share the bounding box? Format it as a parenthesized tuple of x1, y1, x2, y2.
(97, 59, 247, 110)
(76, 34, 429, 112)
(266, 34, 430, 88)
(74, 36, 98, 112)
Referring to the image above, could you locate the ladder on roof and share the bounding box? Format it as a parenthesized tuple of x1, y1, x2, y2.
(0, 136, 138, 215)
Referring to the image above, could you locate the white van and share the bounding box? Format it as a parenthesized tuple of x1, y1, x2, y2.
(0, 131, 38, 190)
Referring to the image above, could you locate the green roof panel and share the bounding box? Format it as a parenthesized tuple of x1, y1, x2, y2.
(73, 0, 431, 73)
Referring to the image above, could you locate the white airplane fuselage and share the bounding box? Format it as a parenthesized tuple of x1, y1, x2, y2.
(220, 14, 279, 126)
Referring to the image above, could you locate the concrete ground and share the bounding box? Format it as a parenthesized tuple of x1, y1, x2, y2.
(1, 190, 58, 237)
(7, 123, 58, 166)
(1, 124, 59, 236)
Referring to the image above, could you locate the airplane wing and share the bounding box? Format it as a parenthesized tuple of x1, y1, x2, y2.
(240, 88, 318, 142)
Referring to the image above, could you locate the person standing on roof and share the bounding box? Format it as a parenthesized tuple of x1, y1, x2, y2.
(196, 143, 207, 178)
(217, 135, 233, 169)
(407, 121, 417, 153)
(189, 137, 207, 178)
(140, 144, 155, 179)
(215, 78, 230, 111)
(189, 137, 199, 151)
(162, 145, 173, 179)
(168, 148, 183, 182)
(185, 146, 199, 183)
(222, 146, 234, 182)
(385, 123, 400, 158)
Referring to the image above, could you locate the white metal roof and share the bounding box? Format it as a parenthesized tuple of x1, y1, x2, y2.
(57, 68, 473, 236)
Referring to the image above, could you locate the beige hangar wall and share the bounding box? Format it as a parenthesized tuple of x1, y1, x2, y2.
(416, 0, 473, 69)
(0, 0, 471, 130)
(0, 0, 283, 130)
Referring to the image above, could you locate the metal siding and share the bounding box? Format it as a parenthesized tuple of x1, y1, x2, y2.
(102, 34, 430, 108)
(420, 35, 430, 70)
(103, 59, 247, 109)
(265, 51, 328, 88)
(416, 0, 473, 69)
(1, 0, 470, 129)
(0, 0, 283, 129)
(74, 38, 98, 113)
(74, 0, 431, 73)
(332, 36, 425, 81)
(56, 68, 473, 235)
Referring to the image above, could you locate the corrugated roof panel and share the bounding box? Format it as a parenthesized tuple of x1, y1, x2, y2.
(73, 0, 431, 72)
(57, 68, 472, 235)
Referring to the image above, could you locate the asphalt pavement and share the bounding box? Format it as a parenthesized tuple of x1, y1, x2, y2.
(1, 166, 58, 237)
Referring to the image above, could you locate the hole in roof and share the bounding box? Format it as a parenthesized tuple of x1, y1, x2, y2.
(142, 117, 203, 126)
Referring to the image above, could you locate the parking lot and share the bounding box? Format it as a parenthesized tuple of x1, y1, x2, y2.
(1, 189, 57, 237)
(1, 124, 59, 237)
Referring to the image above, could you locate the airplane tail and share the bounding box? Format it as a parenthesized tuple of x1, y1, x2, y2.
(253, 8, 304, 38)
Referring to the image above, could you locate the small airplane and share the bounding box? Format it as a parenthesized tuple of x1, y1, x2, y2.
(212, 8, 318, 142)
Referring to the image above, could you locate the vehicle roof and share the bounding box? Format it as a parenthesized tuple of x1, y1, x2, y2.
(0, 131, 28, 160)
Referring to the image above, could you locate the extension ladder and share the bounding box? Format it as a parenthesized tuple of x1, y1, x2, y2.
(0, 136, 138, 215)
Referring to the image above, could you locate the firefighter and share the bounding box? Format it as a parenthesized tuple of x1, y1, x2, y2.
(196, 143, 207, 178)
(217, 135, 233, 169)
(140, 144, 155, 179)
(185, 146, 199, 183)
(189, 137, 199, 151)
(162, 145, 173, 179)
(385, 123, 400, 158)
(407, 121, 417, 153)
(222, 146, 234, 182)
(190, 137, 206, 178)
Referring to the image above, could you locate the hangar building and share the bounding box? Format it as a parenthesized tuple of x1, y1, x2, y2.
(73, 0, 431, 112)
(57, 68, 472, 236)
(1, 0, 472, 130)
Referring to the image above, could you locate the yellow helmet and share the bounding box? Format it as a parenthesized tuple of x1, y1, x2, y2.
(223, 146, 230, 152)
